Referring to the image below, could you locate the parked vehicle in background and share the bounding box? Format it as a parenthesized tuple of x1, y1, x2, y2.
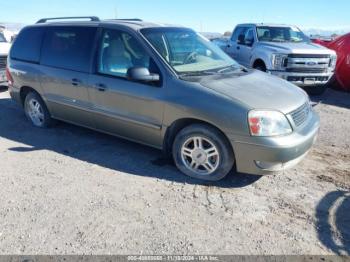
(0, 32, 11, 86)
(7, 17, 320, 181)
(313, 33, 350, 92)
(217, 24, 337, 95)
(0, 25, 17, 42)
(211, 37, 230, 50)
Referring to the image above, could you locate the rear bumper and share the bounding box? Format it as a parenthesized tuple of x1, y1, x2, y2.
(229, 110, 320, 175)
(268, 70, 334, 87)
(0, 69, 7, 86)
(8, 85, 21, 104)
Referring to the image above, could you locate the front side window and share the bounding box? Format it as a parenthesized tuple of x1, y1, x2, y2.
(142, 28, 239, 75)
(231, 27, 248, 42)
(41, 26, 97, 72)
(257, 26, 309, 43)
(245, 29, 255, 43)
(98, 29, 157, 78)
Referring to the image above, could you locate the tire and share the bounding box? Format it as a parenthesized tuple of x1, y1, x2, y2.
(303, 85, 327, 96)
(172, 124, 235, 181)
(24, 91, 53, 128)
(254, 63, 266, 72)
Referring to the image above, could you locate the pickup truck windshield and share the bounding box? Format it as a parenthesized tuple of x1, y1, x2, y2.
(257, 26, 309, 43)
(141, 28, 239, 75)
(0, 33, 6, 42)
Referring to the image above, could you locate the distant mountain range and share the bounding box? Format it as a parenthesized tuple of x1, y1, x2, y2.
(1, 22, 349, 38)
(0, 22, 25, 32)
(302, 27, 350, 37)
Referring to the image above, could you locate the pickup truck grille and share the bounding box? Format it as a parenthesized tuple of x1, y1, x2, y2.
(286, 54, 331, 74)
(288, 54, 330, 59)
(0, 56, 6, 71)
(286, 68, 328, 73)
(291, 102, 311, 127)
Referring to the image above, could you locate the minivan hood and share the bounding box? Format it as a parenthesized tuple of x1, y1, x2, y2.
(200, 70, 307, 114)
(0, 42, 11, 56)
(258, 41, 335, 55)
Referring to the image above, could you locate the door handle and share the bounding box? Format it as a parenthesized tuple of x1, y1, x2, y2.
(71, 78, 82, 86)
(95, 83, 107, 92)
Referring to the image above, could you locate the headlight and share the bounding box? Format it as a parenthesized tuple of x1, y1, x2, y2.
(248, 110, 292, 136)
(329, 54, 337, 69)
(271, 54, 288, 70)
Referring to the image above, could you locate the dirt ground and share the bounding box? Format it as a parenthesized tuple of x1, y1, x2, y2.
(0, 87, 349, 255)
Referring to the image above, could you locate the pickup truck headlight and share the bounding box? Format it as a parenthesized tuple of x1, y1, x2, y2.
(271, 54, 288, 70)
(248, 110, 292, 136)
(329, 54, 337, 69)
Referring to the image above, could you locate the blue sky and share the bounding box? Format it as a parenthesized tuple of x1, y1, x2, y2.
(0, 0, 349, 33)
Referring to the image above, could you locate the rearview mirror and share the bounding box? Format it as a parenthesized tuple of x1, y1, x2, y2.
(127, 67, 160, 82)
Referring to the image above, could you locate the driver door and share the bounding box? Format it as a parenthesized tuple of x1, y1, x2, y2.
(87, 28, 165, 148)
(236, 27, 255, 68)
(226, 27, 248, 64)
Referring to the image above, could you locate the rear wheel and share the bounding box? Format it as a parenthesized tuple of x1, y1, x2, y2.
(24, 91, 53, 128)
(172, 124, 235, 181)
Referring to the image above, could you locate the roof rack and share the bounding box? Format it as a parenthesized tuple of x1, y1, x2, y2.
(36, 16, 100, 24)
(108, 18, 143, 22)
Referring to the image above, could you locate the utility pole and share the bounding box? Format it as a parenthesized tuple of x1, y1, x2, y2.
(114, 7, 118, 19)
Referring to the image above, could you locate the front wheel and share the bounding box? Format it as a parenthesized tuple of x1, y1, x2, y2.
(172, 124, 235, 181)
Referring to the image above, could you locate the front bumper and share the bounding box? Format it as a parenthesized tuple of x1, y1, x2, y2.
(229, 110, 320, 175)
(268, 70, 334, 87)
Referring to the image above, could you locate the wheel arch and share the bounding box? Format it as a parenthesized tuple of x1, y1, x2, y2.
(19, 86, 40, 106)
(162, 118, 233, 157)
(252, 58, 267, 70)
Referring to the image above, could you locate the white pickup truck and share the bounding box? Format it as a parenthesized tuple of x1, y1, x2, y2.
(0, 32, 11, 86)
(218, 24, 337, 94)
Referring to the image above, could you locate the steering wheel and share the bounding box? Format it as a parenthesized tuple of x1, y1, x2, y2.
(183, 52, 197, 64)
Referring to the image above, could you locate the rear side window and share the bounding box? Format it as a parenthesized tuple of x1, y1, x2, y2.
(10, 27, 44, 63)
(41, 26, 97, 73)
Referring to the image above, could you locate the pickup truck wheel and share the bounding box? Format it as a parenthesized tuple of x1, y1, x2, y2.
(24, 92, 53, 128)
(303, 85, 327, 96)
(172, 124, 234, 181)
(255, 64, 267, 72)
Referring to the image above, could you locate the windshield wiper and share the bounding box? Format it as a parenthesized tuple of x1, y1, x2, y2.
(179, 71, 218, 77)
(217, 65, 245, 74)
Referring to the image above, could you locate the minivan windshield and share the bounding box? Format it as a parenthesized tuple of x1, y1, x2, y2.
(256, 26, 309, 43)
(141, 28, 240, 76)
(0, 33, 6, 43)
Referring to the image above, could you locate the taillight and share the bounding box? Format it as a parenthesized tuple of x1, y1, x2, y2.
(6, 66, 14, 86)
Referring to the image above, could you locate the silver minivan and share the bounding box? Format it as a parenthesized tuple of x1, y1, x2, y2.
(7, 17, 320, 181)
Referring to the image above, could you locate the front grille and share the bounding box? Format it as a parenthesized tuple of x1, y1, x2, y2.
(286, 68, 328, 73)
(285, 54, 331, 74)
(0, 56, 6, 70)
(290, 102, 310, 127)
(288, 54, 330, 59)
